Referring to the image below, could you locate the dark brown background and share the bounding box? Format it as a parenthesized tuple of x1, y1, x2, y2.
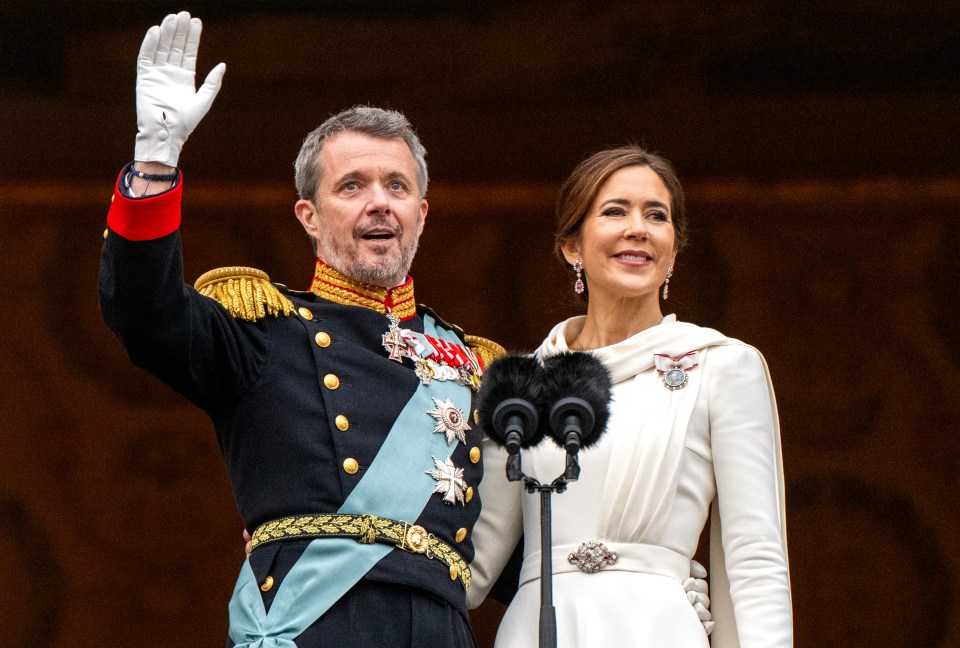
(2, 2, 959, 646)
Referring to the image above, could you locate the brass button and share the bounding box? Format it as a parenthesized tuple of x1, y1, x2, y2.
(335, 415, 349, 431)
(259, 575, 274, 592)
(298, 307, 313, 320)
(324, 374, 340, 390)
(103, 228, 109, 239)
(465, 487, 474, 503)
(455, 528, 467, 543)
(449, 564, 460, 581)
(315, 331, 331, 347)
(469, 447, 481, 464)
(473, 409, 479, 425)
(343, 458, 359, 474)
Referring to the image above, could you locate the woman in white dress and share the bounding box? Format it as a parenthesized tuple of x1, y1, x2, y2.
(469, 146, 792, 647)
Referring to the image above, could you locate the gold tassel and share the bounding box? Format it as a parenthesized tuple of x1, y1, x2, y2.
(194, 266, 295, 322)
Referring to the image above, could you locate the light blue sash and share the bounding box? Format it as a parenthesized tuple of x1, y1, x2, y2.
(228, 314, 471, 648)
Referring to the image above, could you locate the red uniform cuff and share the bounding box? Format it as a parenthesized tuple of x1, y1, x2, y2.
(106, 169, 183, 240)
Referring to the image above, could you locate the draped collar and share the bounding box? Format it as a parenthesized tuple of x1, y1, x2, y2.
(309, 260, 417, 321)
(535, 314, 732, 383)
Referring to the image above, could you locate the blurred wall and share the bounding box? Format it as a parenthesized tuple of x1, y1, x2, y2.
(2, 2, 959, 646)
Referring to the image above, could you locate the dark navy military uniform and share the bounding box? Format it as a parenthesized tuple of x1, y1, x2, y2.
(99, 176, 490, 647)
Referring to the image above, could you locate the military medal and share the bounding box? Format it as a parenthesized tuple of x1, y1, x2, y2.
(414, 358, 435, 384)
(382, 312, 483, 390)
(400, 328, 484, 390)
(427, 397, 471, 445)
(382, 312, 407, 363)
(654, 350, 699, 391)
(426, 455, 467, 505)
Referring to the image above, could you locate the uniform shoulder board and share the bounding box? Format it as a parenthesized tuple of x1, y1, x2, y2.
(194, 266, 296, 322)
(417, 304, 462, 337)
(464, 335, 506, 370)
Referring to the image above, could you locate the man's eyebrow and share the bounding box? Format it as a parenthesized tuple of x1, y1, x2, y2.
(331, 170, 370, 185)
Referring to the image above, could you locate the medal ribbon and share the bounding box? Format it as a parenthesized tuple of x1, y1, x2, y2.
(402, 330, 482, 373)
(653, 350, 700, 372)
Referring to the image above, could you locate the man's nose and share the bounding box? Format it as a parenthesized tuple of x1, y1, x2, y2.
(367, 183, 391, 213)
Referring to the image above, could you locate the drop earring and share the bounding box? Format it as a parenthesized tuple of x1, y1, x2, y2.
(573, 258, 585, 294)
(662, 266, 673, 300)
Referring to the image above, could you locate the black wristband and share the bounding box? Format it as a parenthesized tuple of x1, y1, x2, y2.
(130, 166, 178, 182)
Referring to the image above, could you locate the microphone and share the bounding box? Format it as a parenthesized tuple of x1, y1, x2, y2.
(476, 354, 547, 455)
(541, 352, 612, 455)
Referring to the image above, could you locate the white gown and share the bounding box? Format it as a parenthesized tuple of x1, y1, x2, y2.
(468, 315, 792, 647)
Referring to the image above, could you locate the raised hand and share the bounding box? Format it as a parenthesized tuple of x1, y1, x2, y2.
(134, 11, 226, 167)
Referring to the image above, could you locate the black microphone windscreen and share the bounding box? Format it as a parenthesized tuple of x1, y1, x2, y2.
(541, 351, 612, 449)
(477, 354, 546, 448)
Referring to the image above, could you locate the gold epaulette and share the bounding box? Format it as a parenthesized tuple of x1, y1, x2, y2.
(194, 266, 295, 322)
(465, 335, 506, 370)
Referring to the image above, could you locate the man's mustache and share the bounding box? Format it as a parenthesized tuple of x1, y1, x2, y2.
(354, 217, 401, 239)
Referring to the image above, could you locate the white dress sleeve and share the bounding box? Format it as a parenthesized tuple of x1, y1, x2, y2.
(708, 344, 792, 647)
(466, 436, 525, 608)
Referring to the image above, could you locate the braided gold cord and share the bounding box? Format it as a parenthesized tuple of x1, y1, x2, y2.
(310, 280, 387, 312)
(310, 263, 417, 320)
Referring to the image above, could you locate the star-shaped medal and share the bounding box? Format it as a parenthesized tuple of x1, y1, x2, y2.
(426, 456, 467, 505)
(427, 397, 471, 445)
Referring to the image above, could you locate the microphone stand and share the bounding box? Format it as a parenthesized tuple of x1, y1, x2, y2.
(507, 452, 581, 648)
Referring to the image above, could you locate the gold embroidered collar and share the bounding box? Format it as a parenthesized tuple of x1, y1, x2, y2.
(310, 260, 417, 321)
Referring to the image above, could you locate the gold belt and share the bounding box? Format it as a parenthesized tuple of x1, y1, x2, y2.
(250, 513, 471, 589)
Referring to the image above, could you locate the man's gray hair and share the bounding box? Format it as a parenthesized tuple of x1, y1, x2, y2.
(293, 106, 429, 202)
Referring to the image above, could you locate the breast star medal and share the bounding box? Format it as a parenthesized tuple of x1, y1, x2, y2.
(426, 456, 467, 505)
(654, 350, 700, 391)
(427, 397, 471, 444)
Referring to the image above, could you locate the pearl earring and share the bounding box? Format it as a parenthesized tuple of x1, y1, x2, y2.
(662, 265, 673, 300)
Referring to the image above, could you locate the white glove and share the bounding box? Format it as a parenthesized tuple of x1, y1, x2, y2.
(683, 559, 716, 636)
(134, 11, 226, 167)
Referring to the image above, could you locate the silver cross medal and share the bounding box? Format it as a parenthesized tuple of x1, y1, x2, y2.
(382, 312, 406, 363)
(426, 456, 467, 505)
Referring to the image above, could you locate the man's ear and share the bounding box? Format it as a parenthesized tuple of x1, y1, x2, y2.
(294, 199, 319, 238)
(417, 198, 428, 236)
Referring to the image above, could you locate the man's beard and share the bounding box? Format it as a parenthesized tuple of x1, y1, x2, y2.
(315, 218, 421, 288)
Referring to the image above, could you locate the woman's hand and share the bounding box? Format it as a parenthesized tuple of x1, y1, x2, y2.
(684, 559, 715, 636)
